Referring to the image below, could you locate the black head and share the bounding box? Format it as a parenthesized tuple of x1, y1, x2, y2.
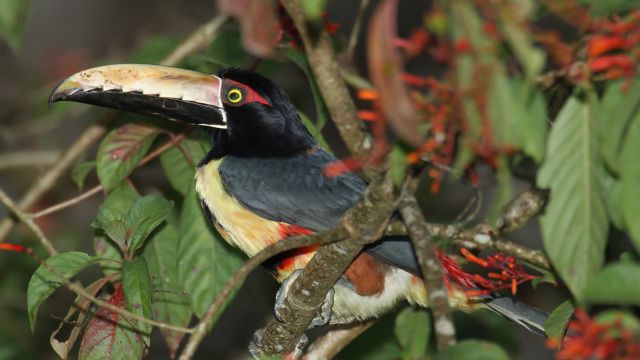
(204, 68, 317, 160)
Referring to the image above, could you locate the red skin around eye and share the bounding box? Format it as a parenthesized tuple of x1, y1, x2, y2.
(224, 79, 272, 107)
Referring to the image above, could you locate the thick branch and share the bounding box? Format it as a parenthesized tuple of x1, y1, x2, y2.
(0, 14, 229, 243)
(257, 175, 396, 355)
(399, 193, 456, 349)
(280, 0, 372, 160)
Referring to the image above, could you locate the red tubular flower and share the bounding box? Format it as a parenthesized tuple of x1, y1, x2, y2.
(587, 35, 628, 57)
(0, 243, 27, 253)
(437, 248, 539, 296)
(552, 310, 640, 360)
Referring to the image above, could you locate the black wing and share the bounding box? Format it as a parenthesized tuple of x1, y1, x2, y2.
(219, 149, 421, 275)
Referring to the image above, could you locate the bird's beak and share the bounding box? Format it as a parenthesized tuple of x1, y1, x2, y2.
(49, 64, 228, 129)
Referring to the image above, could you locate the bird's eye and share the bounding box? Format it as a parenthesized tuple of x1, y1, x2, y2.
(227, 88, 243, 104)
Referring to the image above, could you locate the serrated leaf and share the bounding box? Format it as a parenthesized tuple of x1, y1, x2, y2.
(160, 139, 207, 195)
(126, 195, 173, 252)
(433, 340, 509, 360)
(71, 161, 96, 191)
(122, 258, 153, 347)
(142, 224, 191, 358)
(97, 124, 158, 191)
(394, 307, 430, 359)
(78, 285, 143, 360)
(99, 220, 128, 248)
(538, 93, 608, 301)
(0, 0, 30, 50)
(94, 184, 140, 278)
(583, 262, 640, 306)
(620, 111, 640, 250)
(544, 300, 574, 341)
(50, 278, 109, 360)
(27, 251, 95, 332)
(600, 79, 640, 174)
(178, 184, 244, 318)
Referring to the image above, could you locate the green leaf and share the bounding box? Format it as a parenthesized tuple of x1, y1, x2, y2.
(583, 262, 640, 306)
(178, 184, 244, 318)
(94, 183, 140, 278)
(600, 170, 625, 230)
(27, 251, 95, 332)
(389, 145, 409, 187)
(579, 0, 638, 16)
(142, 224, 192, 358)
(126, 195, 173, 252)
(98, 219, 128, 248)
(594, 310, 640, 332)
(159, 138, 207, 195)
(71, 160, 96, 191)
(620, 111, 640, 250)
(433, 340, 509, 360)
(514, 82, 548, 163)
(79, 285, 143, 360)
(96, 123, 159, 191)
(537, 93, 608, 300)
(301, 0, 327, 21)
(544, 300, 574, 340)
(0, 0, 30, 49)
(122, 257, 153, 346)
(188, 29, 245, 71)
(394, 307, 430, 360)
(600, 79, 640, 174)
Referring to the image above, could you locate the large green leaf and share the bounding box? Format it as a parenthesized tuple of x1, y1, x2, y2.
(159, 138, 208, 196)
(78, 285, 144, 360)
(71, 160, 96, 191)
(394, 307, 430, 360)
(0, 0, 30, 49)
(96, 124, 159, 191)
(538, 93, 608, 300)
(583, 262, 640, 306)
(93, 183, 139, 278)
(433, 340, 509, 360)
(544, 300, 574, 340)
(122, 258, 153, 347)
(600, 79, 640, 174)
(142, 224, 192, 358)
(178, 184, 244, 318)
(27, 251, 95, 332)
(620, 111, 640, 250)
(126, 195, 173, 252)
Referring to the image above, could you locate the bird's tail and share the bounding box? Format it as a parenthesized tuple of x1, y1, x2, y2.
(483, 295, 548, 336)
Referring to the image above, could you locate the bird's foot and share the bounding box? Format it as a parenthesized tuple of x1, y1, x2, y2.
(248, 327, 307, 360)
(274, 269, 334, 328)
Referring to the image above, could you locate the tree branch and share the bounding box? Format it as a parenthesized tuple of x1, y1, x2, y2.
(0, 14, 229, 243)
(305, 321, 376, 360)
(399, 193, 456, 349)
(257, 174, 397, 355)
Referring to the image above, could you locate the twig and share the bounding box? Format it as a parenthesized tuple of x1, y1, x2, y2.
(0, 14, 229, 243)
(31, 186, 102, 219)
(29, 131, 188, 221)
(178, 227, 350, 360)
(345, 0, 370, 62)
(0, 188, 57, 256)
(0, 151, 61, 170)
(305, 321, 376, 360)
(399, 193, 456, 349)
(280, 0, 372, 161)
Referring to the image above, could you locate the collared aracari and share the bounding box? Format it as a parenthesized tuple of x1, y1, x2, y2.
(49, 64, 548, 345)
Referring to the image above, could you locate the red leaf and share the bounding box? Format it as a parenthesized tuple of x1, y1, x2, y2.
(79, 285, 144, 360)
(367, 0, 424, 147)
(218, 0, 280, 57)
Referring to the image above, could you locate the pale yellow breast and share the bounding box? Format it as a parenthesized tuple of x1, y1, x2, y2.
(195, 159, 283, 257)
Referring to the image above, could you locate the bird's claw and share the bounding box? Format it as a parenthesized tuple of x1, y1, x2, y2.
(274, 269, 334, 327)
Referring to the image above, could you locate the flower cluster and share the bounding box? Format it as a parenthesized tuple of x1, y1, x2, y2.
(587, 11, 640, 82)
(437, 247, 538, 296)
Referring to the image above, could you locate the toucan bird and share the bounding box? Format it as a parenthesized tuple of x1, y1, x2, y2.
(50, 64, 548, 342)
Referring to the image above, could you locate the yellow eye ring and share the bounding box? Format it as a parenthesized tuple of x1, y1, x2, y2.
(227, 88, 243, 104)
